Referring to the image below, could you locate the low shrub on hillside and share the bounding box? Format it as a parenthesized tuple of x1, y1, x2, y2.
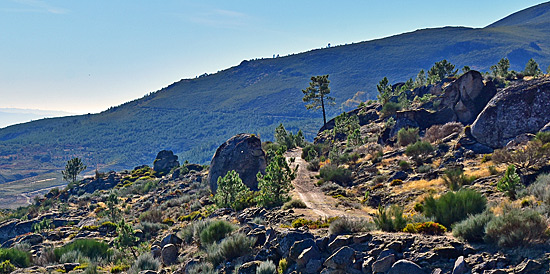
(497, 165, 522, 199)
(492, 139, 550, 170)
(139, 209, 163, 223)
(453, 211, 494, 242)
(54, 239, 112, 262)
(442, 166, 476, 191)
(129, 253, 160, 274)
(403, 221, 447, 235)
(180, 219, 213, 244)
(380, 102, 401, 117)
(200, 220, 236, 246)
(423, 189, 486, 228)
(187, 262, 217, 274)
(405, 141, 434, 161)
(256, 260, 277, 274)
(535, 131, 550, 144)
(397, 127, 419, 147)
(528, 173, 550, 207)
(207, 233, 255, 266)
(0, 248, 30, 268)
(373, 205, 407, 232)
(424, 122, 463, 143)
(485, 206, 547, 247)
(328, 217, 375, 235)
(282, 198, 307, 210)
(319, 165, 352, 186)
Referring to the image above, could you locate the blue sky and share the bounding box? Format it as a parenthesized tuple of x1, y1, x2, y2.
(0, 0, 546, 113)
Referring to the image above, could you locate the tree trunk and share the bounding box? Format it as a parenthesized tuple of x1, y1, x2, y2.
(321, 95, 326, 126)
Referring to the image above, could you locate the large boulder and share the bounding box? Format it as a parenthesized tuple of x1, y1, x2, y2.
(439, 70, 497, 124)
(208, 134, 267, 193)
(471, 77, 550, 148)
(153, 150, 180, 174)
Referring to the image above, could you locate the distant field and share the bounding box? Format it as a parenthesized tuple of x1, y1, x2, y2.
(0, 172, 66, 209)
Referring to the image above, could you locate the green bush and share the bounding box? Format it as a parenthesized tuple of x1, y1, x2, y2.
(59, 250, 88, 264)
(319, 165, 352, 185)
(373, 205, 407, 232)
(398, 160, 410, 170)
(282, 199, 307, 210)
(130, 253, 160, 273)
(188, 262, 217, 274)
(302, 144, 323, 162)
(380, 102, 401, 117)
(138, 209, 163, 223)
(423, 189, 486, 228)
(215, 170, 252, 211)
(535, 131, 550, 144)
(110, 264, 130, 273)
(402, 222, 447, 235)
(256, 260, 276, 274)
(328, 217, 374, 235)
(0, 260, 15, 274)
(485, 207, 547, 247)
(0, 248, 30, 268)
(405, 141, 434, 159)
(180, 219, 213, 244)
(497, 165, 521, 199)
(207, 233, 255, 266)
(54, 239, 112, 262)
(397, 127, 419, 147)
(306, 159, 320, 171)
(528, 173, 550, 206)
(200, 220, 236, 246)
(452, 211, 494, 242)
(442, 166, 475, 191)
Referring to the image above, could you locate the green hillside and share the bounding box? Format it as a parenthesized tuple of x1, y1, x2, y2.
(1, 2, 550, 188)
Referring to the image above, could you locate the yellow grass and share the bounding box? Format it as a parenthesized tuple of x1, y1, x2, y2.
(395, 178, 445, 194)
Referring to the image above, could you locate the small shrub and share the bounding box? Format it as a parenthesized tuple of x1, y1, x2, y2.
(319, 165, 352, 185)
(180, 219, 213, 244)
(488, 165, 498, 175)
(306, 159, 320, 171)
(162, 217, 175, 225)
(485, 207, 547, 247)
(492, 139, 550, 170)
(442, 166, 472, 191)
(397, 127, 419, 147)
(328, 217, 374, 235)
(136, 221, 166, 239)
(187, 262, 217, 274)
(282, 199, 307, 210)
(111, 264, 130, 273)
(452, 211, 494, 242)
(405, 141, 434, 160)
(528, 173, 550, 206)
(54, 239, 112, 262)
(59, 250, 88, 264)
(373, 205, 407, 232)
(402, 222, 447, 235)
(423, 189, 486, 228)
(207, 233, 255, 266)
(390, 179, 402, 186)
(424, 122, 463, 143)
(278, 258, 288, 274)
(398, 160, 410, 170)
(536, 131, 550, 144)
(200, 220, 236, 246)
(256, 260, 276, 274)
(130, 253, 160, 273)
(0, 248, 30, 268)
(138, 209, 163, 223)
(417, 164, 432, 173)
(380, 102, 401, 117)
(0, 260, 15, 274)
(291, 218, 334, 229)
(480, 154, 492, 163)
(497, 165, 522, 199)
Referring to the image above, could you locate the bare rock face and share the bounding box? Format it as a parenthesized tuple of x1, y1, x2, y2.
(153, 150, 180, 174)
(471, 77, 550, 148)
(439, 70, 497, 124)
(208, 133, 266, 193)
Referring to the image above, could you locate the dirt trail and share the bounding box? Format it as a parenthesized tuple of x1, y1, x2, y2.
(286, 148, 369, 219)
